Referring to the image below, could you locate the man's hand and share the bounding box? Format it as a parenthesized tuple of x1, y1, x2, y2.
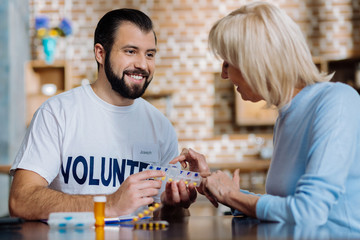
(155, 180, 197, 219)
(106, 170, 165, 217)
(161, 180, 197, 209)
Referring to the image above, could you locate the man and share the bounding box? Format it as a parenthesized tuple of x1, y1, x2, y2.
(9, 8, 196, 220)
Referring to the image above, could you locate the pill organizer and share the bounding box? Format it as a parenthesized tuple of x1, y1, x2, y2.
(146, 164, 202, 186)
(48, 212, 95, 228)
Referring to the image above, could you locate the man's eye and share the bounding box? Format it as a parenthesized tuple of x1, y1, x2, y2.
(125, 49, 136, 55)
(146, 52, 155, 58)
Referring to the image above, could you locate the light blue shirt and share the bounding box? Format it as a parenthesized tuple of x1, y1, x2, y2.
(236, 82, 360, 230)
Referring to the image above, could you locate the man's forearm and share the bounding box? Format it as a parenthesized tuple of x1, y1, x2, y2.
(10, 185, 94, 220)
(10, 169, 167, 220)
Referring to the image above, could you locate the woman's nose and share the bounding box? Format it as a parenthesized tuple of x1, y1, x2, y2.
(221, 61, 229, 79)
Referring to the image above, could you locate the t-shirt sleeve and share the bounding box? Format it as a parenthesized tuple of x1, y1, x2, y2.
(160, 121, 179, 167)
(11, 106, 62, 184)
(256, 84, 360, 225)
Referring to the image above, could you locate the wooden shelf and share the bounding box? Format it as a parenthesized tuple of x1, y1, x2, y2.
(143, 89, 174, 98)
(25, 60, 72, 125)
(0, 165, 11, 175)
(313, 56, 360, 92)
(235, 94, 278, 126)
(208, 158, 271, 174)
(143, 89, 174, 117)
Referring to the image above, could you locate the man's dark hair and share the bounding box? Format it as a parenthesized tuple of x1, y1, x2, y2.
(94, 8, 157, 68)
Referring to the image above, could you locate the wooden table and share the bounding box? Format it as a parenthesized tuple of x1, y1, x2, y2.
(0, 216, 358, 240)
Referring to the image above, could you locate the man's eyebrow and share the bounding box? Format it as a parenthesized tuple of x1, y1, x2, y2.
(122, 45, 139, 50)
(122, 45, 157, 53)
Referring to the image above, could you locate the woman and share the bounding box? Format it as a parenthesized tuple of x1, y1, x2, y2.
(171, 1, 360, 229)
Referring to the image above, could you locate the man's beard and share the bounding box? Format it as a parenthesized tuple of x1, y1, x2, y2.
(104, 52, 152, 99)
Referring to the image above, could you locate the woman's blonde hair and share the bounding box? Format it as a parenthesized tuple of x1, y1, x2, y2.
(208, 1, 333, 108)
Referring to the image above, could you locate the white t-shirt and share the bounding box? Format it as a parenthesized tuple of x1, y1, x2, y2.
(11, 84, 179, 202)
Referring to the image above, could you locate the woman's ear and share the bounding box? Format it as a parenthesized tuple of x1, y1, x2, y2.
(94, 43, 106, 65)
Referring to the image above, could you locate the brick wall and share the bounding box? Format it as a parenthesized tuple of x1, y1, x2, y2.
(29, 0, 360, 163)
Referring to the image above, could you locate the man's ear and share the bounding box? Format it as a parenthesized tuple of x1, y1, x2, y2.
(94, 43, 106, 65)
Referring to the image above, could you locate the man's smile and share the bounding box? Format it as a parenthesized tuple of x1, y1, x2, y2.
(126, 73, 146, 83)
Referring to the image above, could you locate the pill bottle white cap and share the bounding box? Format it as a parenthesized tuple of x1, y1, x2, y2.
(93, 196, 107, 202)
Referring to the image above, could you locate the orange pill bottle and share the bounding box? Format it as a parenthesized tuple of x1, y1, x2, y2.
(93, 196, 106, 227)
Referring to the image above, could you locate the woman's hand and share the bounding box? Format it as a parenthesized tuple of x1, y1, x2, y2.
(201, 169, 258, 218)
(202, 169, 240, 207)
(170, 148, 211, 196)
(170, 148, 210, 177)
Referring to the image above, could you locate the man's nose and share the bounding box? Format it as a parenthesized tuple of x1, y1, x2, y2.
(134, 54, 147, 69)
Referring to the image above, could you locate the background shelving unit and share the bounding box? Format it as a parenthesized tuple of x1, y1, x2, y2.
(25, 60, 72, 126)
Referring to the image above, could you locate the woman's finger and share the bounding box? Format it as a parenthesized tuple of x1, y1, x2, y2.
(169, 154, 185, 165)
(169, 149, 189, 169)
(233, 169, 240, 188)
